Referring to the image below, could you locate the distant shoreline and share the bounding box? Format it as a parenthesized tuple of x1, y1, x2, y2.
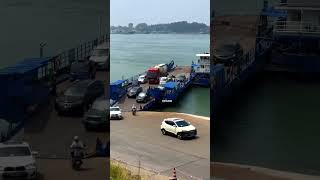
(111, 32, 209, 35)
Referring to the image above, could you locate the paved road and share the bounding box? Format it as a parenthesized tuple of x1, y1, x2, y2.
(24, 71, 108, 158)
(36, 158, 108, 180)
(110, 111, 210, 180)
(21, 71, 109, 179)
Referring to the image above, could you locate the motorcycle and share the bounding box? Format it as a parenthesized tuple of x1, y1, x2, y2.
(71, 147, 85, 170)
(132, 108, 136, 116)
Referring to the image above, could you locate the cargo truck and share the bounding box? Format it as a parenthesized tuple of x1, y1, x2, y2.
(146, 64, 168, 84)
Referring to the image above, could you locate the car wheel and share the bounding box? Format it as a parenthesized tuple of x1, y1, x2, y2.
(177, 133, 183, 140)
(161, 129, 166, 135)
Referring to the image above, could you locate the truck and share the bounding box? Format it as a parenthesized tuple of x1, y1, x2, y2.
(147, 64, 168, 84)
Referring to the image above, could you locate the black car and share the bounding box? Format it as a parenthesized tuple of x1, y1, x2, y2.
(213, 42, 244, 66)
(55, 80, 105, 115)
(127, 86, 143, 98)
(136, 92, 150, 103)
(83, 97, 108, 131)
(69, 60, 95, 81)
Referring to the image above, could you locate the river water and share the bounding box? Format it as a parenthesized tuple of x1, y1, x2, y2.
(110, 34, 210, 116)
(212, 0, 320, 175)
(213, 72, 320, 175)
(0, 0, 108, 68)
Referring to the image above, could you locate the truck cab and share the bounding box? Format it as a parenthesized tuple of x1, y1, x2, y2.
(147, 67, 160, 84)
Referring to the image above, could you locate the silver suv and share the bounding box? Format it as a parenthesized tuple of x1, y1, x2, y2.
(0, 142, 38, 179)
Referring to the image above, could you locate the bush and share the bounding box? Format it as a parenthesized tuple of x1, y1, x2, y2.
(110, 163, 142, 180)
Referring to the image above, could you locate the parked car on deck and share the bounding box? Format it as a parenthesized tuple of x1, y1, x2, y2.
(83, 97, 108, 131)
(159, 76, 168, 86)
(136, 92, 150, 103)
(138, 74, 147, 84)
(0, 142, 38, 179)
(89, 43, 109, 70)
(160, 118, 197, 140)
(69, 60, 95, 81)
(55, 80, 104, 115)
(127, 86, 143, 98)
(110, 106, 122, 120)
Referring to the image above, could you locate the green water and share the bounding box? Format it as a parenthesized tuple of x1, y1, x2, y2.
(110, 34, 210, 117)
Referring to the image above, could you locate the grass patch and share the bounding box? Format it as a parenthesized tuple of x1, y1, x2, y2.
(110, 162, 142, 180)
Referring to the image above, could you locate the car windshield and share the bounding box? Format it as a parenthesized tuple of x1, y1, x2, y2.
(0, 147, 31, 157)
(64, 87, 86, 97)
(130, 87, 139, 92)
(147, 71, 158, 78)
(175, 120, 190, 127)
(110, 107, 120, 111)
(92, 100, 108, 111)
(138, 93, 146, 97)
(70, 62, 89, 73)
(92, 49, 108, 56)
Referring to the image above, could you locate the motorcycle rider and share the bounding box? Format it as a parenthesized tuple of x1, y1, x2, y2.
(132, 104, 137, 115)
(70, 136, 85, 158)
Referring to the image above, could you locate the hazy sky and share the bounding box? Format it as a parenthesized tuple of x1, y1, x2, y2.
(111, 0, 209, 26)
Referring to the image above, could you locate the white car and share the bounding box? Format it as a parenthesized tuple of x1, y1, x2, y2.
(89, 42, 109, 70)
(159, 77, 168, 86)
(110, 106, 123, 120)
(160, 118, 197, 140)
(0, 142, 38, 179)
(138, 74, 147, 84)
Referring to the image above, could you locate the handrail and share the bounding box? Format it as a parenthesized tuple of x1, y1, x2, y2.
(276, 2, 320, 8)
(52, 33, 109, 73)
(274, 21, 320, 34)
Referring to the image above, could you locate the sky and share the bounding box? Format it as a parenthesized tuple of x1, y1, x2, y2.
(111, 0, 209, 26)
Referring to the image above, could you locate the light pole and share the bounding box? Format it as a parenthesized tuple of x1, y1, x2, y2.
(40, 42, 46, 58)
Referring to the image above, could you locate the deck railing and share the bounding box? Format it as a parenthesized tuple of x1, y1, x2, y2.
(53, 34, 109, 73)
(276, 1, 320, 8)
(273, 21, 320, 35)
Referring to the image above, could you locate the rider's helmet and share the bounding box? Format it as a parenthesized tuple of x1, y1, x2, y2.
(74, 136, 79, 142)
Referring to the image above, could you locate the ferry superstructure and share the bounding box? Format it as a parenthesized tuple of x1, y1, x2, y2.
(193, 53, 210, 87)
(270, 0, 320, 73)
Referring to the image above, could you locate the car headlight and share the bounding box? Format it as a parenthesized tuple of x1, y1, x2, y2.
(25, 163, 36, 169)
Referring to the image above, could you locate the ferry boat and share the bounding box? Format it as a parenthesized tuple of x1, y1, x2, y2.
(211, 1, 273, 117)
(269, 0, 320, 73)
(193, 53, 210, 87)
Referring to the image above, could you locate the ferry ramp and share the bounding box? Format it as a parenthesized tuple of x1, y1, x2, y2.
(169, 66, 192, 79)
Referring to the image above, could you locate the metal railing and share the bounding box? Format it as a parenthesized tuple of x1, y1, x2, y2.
(276, 1, 320, 8)
(274, 21, 320, 34)
(53, 34, 109, 73)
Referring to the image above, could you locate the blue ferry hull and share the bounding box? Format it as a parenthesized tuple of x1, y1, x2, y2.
(193, 73, 210, 87)
(271, 53, 320, 73)
(211, 48, 270, 118)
